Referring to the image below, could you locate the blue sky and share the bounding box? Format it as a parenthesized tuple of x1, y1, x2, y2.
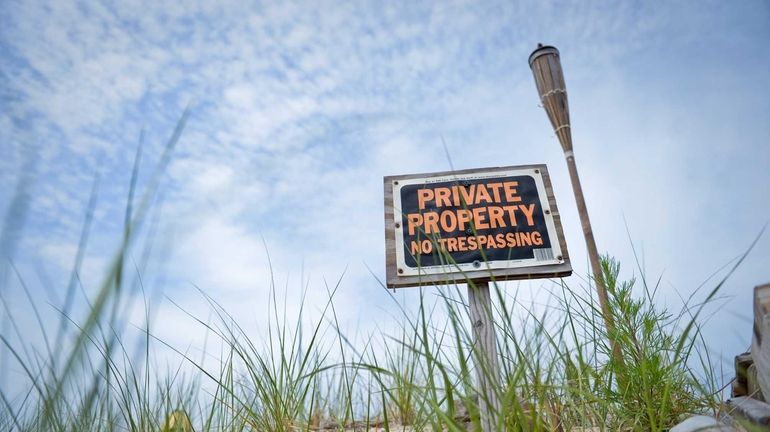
(1, 0, 769, 393)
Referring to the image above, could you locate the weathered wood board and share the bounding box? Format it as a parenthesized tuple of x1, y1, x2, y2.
(752, 283, 770, 400)
(383, 164, 572, 288)
(733, 352, 752, 397)
(467, 281, 500, 431)
(724, 396, 770, 426)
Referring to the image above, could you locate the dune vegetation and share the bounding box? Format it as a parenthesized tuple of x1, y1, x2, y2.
(0, 118, 747, 432)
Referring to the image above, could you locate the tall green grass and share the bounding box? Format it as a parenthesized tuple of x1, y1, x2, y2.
(0, 117, 737, 430)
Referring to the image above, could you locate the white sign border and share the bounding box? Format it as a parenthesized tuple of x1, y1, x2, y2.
(392, 167, 565, 276)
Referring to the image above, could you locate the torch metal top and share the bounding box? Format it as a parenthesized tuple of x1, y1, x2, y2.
(528, 44, 560, 68)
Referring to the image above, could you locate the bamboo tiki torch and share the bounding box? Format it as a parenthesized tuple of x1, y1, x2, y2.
(528, 44, 625, 371)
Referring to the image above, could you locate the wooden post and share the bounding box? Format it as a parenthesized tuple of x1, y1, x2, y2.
(468, 280, 500, 431)
(529, 44, 626, 376)
(752, 283, 770, 400)
(564, 153, 623, 366)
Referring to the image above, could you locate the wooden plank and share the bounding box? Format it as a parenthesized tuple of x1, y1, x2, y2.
(383, 164, 572, 289)
(752, 283, 770, 400)
(724, 396, 770, 427)
(467, 281, 500, 431)
(733, 352, 752, 398)
(748, 364, 763, 401)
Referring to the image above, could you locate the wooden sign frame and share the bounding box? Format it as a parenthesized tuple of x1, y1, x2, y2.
(384, 164, 571, 289)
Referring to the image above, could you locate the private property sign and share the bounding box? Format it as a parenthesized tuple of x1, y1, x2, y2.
(384, 165, 571, 288)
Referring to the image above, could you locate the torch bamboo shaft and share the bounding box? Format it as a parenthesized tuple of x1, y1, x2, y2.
(564, 152, 624, 370)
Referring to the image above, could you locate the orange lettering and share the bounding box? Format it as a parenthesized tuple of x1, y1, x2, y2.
(531, 231, 543, 246)
(469, 236, 478, 250)
(410, 240, 433, 255)
(503, 206, 519, 226)
(435, 188, 452, 208)
(519, 203, 536, 226)
(410, 240, 422, 255)
(474, 184, 493, 204)
(488, 206, 506, 228)
(440, 210, 457, 232)
(418, 189, 434, 210)
(503, 182, 521, 203)
(450, 185, 461, 206)
(457, 236, 467, 251)
(457, 209, 472, 231)
(486, 183, 503, 202)
(424, 212, 440, 234)
(458, 185, 475, 206)
(472, 207, 490, 230)
(407, 214, 423, 236)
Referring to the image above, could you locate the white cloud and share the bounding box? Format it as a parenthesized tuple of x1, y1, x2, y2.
(1, 0, 769, 397)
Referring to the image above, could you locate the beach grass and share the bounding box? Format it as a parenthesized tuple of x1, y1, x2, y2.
(0, 118, 737, 431)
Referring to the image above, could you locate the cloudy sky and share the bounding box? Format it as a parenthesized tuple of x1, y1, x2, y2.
(1, 0, 769, 392)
